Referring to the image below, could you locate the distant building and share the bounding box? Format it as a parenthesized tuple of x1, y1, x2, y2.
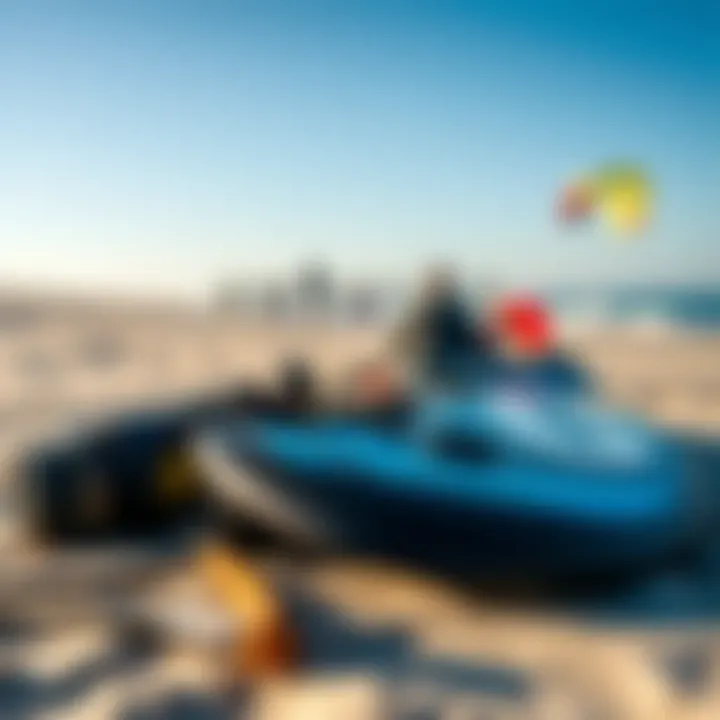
(345, 282, 386, 324)
(295, 262, 335, 319)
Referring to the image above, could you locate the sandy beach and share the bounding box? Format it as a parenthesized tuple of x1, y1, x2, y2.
(1, 305, 719, 719)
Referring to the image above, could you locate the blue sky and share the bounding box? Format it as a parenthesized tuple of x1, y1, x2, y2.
(1, 0, 719, 295)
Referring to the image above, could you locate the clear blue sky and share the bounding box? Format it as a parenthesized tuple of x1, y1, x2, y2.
(1, 0, 718, 295)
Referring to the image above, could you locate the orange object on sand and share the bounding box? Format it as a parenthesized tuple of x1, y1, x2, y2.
(198, 541, 297, 679)
(353, 361, 400, 406)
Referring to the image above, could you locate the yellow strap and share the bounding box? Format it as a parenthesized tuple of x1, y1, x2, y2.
(197, 541, 295, 678)
(199, 542, 278, 621)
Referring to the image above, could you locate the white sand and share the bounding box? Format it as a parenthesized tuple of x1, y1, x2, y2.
(0, 306, 718, 718)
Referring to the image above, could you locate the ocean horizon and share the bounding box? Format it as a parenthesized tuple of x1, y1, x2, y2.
(0, 280, 719, 332)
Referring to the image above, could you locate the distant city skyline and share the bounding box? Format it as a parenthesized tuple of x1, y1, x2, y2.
(1, 1, 719, 294)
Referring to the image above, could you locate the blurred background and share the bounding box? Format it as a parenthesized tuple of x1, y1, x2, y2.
(0, 1, 719, 718)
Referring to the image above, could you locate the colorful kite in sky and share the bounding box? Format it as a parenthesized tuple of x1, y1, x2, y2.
(557, 162, 652, 237)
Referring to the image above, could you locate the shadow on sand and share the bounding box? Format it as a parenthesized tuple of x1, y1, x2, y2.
(0, 591, 534, 719)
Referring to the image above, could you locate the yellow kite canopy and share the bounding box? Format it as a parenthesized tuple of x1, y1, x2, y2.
(559, 163, 652, 238)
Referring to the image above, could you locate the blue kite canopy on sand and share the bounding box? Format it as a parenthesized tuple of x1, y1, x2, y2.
(195, 385, 708, 584)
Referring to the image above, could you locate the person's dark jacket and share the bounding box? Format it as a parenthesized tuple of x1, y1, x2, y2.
(393, 293, 487, 383)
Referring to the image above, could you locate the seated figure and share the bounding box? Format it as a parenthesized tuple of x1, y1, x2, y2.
(391, 265, 490, 390)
